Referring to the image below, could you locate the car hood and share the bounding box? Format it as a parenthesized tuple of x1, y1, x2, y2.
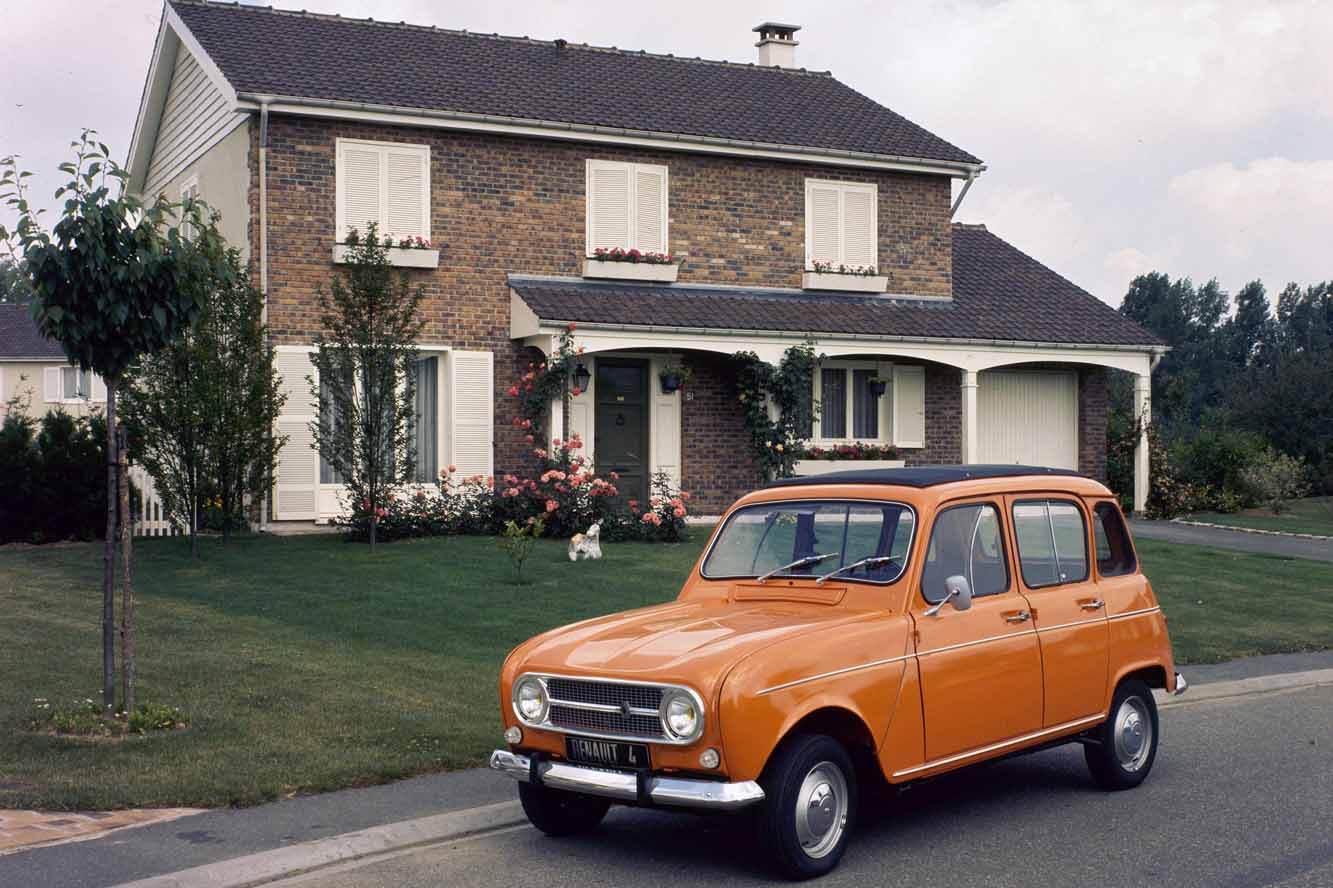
(512, 598, 865, 699)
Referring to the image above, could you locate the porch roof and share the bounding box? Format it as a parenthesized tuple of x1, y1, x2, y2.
(510, 225, 1163, 349)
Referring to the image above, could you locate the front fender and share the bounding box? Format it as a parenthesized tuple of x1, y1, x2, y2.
(717, 611, 913, 782)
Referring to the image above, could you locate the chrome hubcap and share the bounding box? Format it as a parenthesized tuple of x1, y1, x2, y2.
(793, 761, 848, 859)
(1113, 696, 1153, 772)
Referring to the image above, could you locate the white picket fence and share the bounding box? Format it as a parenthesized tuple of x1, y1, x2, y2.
(127, 465, 182, 537)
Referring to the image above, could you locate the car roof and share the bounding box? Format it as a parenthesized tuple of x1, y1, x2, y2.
(765, 465, 1084, 490)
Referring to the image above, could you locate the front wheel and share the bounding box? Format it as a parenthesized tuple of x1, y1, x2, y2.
(1085, 678, 1159, 790)
(754, 734, 857, 880)
(518, 782, 611, 836)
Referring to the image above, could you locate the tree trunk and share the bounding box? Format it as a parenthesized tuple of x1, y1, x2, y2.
(190, 487, 199, 560)
(118, 423, 136, 715)
(102, 381, 118, 713)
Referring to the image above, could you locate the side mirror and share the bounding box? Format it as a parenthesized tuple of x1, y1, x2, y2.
(944, 575, 973, 611)
(924, 575, 973, 616)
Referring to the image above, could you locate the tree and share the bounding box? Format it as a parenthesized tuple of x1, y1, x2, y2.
(309, 226, 424, 547)
(0, 132, 221, 713)
(0, 257, 33, 303)
(122, 216, 287, 557)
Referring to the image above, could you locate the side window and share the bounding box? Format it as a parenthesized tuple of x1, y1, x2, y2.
(1092, 501, 1137, 577)
(1013, 499, 1090, 588)
(921, 503, 1008, 604)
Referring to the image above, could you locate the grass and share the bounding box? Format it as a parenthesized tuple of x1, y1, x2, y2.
(0, 531, 1329, 810)
(1182, 496, 1333, 537)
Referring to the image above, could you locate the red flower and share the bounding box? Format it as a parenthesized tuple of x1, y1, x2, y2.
(545, 500, 559, 512)
(571, 387, 582, 397)
(507, 385, 520, 397)
(567, 322, 577, 332)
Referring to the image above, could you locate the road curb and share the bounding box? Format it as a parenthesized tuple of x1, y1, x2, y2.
(1157, 667, 1333, 708)
(113, 669, 1333, 888)
(112, 800, 524, 888)
(1168, 517, 1333, 541)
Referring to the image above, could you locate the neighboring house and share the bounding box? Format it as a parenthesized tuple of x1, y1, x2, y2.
(125, 1, 1165, 524)
(0, 303, 106, 418)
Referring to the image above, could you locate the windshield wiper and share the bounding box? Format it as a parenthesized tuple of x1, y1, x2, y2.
(756, 553, 837, 584)
(815, 556, 899, 586)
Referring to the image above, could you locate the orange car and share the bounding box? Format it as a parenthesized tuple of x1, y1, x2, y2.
(491, 466, 1185, 879)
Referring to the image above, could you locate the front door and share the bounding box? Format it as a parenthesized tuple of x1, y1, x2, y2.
(912, 499, 1045, 762)
(595, 359, 650, 505)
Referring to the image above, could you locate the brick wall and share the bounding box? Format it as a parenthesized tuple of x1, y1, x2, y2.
(906, 364, 963, 467)
(680, 353, 762, 514)
(1078, 366, 1108, 481)
(256, 115, 955, 475)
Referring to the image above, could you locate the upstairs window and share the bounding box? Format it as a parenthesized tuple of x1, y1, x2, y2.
(335, 139, 431, 242)
(585, 159, 668, 256)
(179, 176, 200, 240)
(804, 178, 878, 271)
(44, 367, 106, 404)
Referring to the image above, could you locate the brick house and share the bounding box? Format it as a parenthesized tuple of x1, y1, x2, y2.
(126, 1, 1164, 524)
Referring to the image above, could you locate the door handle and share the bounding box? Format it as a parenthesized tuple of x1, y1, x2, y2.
(1080, 598, 1105, 611)
(1004, 610, 1031, 623)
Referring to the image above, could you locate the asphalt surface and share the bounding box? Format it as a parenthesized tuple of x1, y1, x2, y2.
(270, 685, 1333, 888)
(1129, 519, 1333, 562)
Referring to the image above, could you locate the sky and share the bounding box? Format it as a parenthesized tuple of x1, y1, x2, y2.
(2, 0, 1330, 307)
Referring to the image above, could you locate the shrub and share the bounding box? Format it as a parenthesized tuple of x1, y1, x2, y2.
(497, 518, 544, 579)
(0, 403, 110, 544)
(1241, 449, 1311, 514)
(1174, 426, 1266, 509)
(603, 472, 691, 543)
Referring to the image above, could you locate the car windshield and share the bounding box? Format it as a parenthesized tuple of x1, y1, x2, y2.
(702, 500, 915, 584)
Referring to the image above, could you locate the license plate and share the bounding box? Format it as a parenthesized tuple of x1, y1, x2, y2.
(565, 735, 651, 770)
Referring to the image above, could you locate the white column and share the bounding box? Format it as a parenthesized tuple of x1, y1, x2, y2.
(549, 394, 564, 447)
(960, 370, 979, 464)
(1133, 373, 1152, 516)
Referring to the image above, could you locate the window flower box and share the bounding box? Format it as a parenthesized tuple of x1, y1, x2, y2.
(802, 271, 888, 293)
(333, 243, 440, 269)
(584, 259, 679, 282)
(792, 458, 905, 476)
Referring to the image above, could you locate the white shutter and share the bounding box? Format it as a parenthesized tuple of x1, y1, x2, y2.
(273, 349, 319, 520)
(385, 147, 427, 240)
(649, 358, 681, 487)
(43, 367, 61, 402)
(90, 373, 107, 403)
(841, 187, 877, 268)
(807, 182, 841, 265)
(338, 144, 383, 239)
(446, 350, 494, 479)
(892, 365, 926, 450)
(586, 160, 632, 254)
(635, 166, 667, 253)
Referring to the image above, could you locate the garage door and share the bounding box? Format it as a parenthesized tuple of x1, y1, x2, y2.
(978, 370, 1078, 469)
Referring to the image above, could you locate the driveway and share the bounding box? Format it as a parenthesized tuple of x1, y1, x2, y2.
(270, 684, 1333, 888)
(1131, 519, 1333, 562)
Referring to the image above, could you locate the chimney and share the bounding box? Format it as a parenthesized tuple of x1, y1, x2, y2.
(753, 22, 800, 68)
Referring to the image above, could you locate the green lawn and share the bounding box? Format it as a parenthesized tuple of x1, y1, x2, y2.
(0, 531, 1329, 811)
(1183, 496, 1333, 537)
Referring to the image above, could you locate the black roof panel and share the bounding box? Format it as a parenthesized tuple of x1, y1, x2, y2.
(765, 465, 1086, 489)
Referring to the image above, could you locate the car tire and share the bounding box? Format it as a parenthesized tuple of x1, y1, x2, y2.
(754, 733, 857, 880)
(518, 782, 611, 836)
(1085, 678, 1159, 790)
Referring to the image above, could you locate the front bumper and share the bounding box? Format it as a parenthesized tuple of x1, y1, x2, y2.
(1173, 672, 1188, 695)
(489, 749, 765, 811)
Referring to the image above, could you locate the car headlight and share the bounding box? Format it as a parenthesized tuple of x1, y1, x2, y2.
(660, 688, 704, 742)
(513, 676, 549, 724)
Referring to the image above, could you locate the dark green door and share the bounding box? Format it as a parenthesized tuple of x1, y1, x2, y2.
(595, 359, 651, 505)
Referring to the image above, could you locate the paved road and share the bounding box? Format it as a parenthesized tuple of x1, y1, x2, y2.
(271, 685, 1333, 888)
(1130, 519, 1333, 562)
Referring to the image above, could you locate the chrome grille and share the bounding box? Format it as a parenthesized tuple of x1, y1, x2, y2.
(549, 707, 663, 738)
(546, 678, 662, 711)
(543, 677, 666, 742)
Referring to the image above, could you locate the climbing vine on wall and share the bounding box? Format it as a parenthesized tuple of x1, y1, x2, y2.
(731, 340, 822, 479)
(508, 323, 582, 446)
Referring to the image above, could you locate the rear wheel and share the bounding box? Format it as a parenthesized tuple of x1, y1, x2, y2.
(1085, 678, 1159, 790)
(754, 733, 857, 880)
(518, 782, 611, 836)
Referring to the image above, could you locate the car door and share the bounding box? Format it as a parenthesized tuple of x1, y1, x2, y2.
(912, 499, 1044, 762)
(1009, 496, 1109, 727)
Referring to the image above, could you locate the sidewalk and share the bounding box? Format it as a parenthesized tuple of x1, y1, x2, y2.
(1, 650, 1329, 888)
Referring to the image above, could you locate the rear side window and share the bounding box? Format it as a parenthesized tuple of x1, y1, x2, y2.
(920, 503, 1009, 604)
(1092, 501, 1137, 577)
(1012, 500, 1089, 588)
